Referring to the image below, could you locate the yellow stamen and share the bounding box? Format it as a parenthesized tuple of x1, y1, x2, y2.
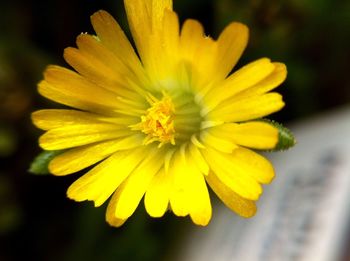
(131, 92, 176, 147)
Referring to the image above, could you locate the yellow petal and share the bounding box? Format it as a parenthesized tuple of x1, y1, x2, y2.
(168, 145, 211, 225)
(124, 0, 172, 64)
(31, 109, 137, 131)
(230, 147, 275, 184)
(169, 148, 189, 217)
(144, 168, 170, 218)
(192, 37, 217, 89)
(124, 0, 151, 64)
(39, 123, 130, 150)
(207, 92, 285, 122)
(148, 10, 180, 85)
(39, 66, 125, 113)
(179, 19, 217, 89)
(77, 34, 132, 76)
(202, 148, 262, 200)
(190, 134, 206, 149)
(37, 82, 97, 116)
(164, 148, 176, 175)
(235, 62, 287, 99)
(186, 163, 212, 226)
(189, 143, 209, 175)
(32, 109, 101, 130)
(73, 34, 149, 96)
(49, 134, 143, 176)
(112, 148, 165, 219)
(150, 0, 173, 32)
(215, 22, 249, 80)
(90, 10, 146, 82)
(212, 122, 279, 150)
(106, 189, 128, 227)
(200, 129, 238, 153)
(63, 44, 145, 100)
(67, 148, 146, 207)
(206, 171, 256, 218)
(162, 10, 180, 64)
(203, 58, 275, 111)
(180, 19, 205, 63)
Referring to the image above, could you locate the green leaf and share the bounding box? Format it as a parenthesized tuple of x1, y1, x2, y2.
(29, 150, 64, 175)
(260, 119, 296, 151)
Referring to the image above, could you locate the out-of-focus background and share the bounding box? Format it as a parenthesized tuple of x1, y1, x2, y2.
(1, 0, 349, 260)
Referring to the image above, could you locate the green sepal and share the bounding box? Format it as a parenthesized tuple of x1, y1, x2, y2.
(29, 150, 64, 175)
(260, 119, 296, 151)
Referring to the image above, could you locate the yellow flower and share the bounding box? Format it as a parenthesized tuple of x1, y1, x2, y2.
(32, 0, 287, 227)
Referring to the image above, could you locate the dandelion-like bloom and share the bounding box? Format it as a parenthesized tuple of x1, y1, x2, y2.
(32, 0, 287, 227)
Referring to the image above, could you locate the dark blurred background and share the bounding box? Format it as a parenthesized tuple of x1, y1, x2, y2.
(1, 0, 349, 260)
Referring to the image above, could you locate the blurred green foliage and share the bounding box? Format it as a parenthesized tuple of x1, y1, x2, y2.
(0, 0, 349, 260)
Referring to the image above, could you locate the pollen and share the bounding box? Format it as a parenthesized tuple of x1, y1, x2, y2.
(131, 92, 176, 147)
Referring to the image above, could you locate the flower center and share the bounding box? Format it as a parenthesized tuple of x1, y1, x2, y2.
(131, 91, 203, 147)
(131, 92, 176, 147)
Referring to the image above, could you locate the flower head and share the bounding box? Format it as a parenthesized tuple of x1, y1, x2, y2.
(32, 0, 287, 227)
